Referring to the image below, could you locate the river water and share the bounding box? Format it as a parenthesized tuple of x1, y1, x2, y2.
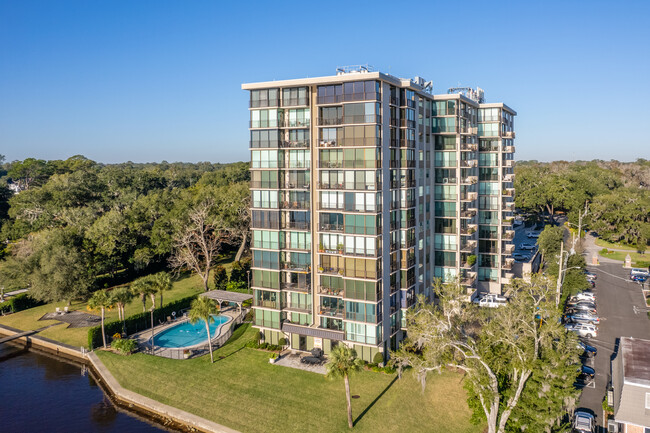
(0, 345, 172, 432)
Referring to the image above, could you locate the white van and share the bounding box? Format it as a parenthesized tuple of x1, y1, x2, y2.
(474, 294, 508, 308)
(630, 268, 650, 279)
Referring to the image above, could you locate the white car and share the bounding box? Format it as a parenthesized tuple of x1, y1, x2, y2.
(571, 292, 596, 302)
(573, 410, 595, 433)
(474, 294, 508, 308)
(519, 242, 536, 250)
(527, 232, 541, 239)
(512, 252, 531, 262)
(565, 323, 598, 338)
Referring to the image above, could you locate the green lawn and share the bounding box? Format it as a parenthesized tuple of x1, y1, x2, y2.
(0, 252, 239, 348)
(595, 238, 641, 250)
(598, 249, 650, 267)
(97, 324, 482, 433)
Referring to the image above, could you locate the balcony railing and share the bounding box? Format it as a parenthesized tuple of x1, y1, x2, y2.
(281, 262, 311, 272)
(460, 192, 478, 201)
(503, 230, 515, 240)
(461, 176, 478, 185)
(319, 307, 344, 319)
(319, 266, 344, 276)
(460, 241, 477, 252)
(318, 286, 344, 297)
(280, 182, 310, 190)
(280, 201, 310, 210)
(280, 140, 310, 149)
(285, 303, 312, 313)
(319, 223, 344, 232)
(281, 221, 310, 230)
(503, 131, 516, 139)
(460, 160, 477, 168)
(503, 160, 514, 167)
(503, 145, 515, 153)
(280, 282, 311, 293)
(253, 299, 281, 309)
(461, 209, 477, 218)
(460, 143, 478, 151)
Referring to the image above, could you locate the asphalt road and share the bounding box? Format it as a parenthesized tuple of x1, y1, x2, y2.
(576, 261, 650, 430)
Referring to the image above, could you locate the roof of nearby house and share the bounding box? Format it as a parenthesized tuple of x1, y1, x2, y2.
(621, 337, 650, 387)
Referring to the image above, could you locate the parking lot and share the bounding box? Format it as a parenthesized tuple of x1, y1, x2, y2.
(576, 261, 650, 429)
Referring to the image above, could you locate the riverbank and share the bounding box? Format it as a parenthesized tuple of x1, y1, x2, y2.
(0, 323, 237, 433)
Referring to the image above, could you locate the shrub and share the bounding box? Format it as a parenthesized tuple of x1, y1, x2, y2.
(87, 294, 197, 349)
(225, 280, 247, 292)
(0, 293, 45, 314)
(230, 259, 251, 284)
(111, 338, 137, 355)
(373, 351, 384, 365)
(213, 265, 228, 291)
(600, 248, 610, 254)
(279, 337, 287, 347)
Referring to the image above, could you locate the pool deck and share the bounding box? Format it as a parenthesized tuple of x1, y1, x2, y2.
(132, 307, 242, 359)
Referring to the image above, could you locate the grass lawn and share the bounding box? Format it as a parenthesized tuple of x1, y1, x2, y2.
(97, 324, 482, 433)
(598, 249, 650, 267)
(0, 252, 239, 348)
(594, 238, 641, 250)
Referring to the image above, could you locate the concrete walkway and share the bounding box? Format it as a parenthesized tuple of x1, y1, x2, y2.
(87, 352, 240, 433)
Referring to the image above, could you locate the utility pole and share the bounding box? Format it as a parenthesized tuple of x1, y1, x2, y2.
(574, 200, 589, 251)
(556, 241, 564, 307)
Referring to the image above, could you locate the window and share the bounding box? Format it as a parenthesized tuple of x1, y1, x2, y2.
(251, 150, 281, 168)
(250, 89, 279, 108)
(250, 129, 280, 148)
(251, 109, 280, 128)
(252, 230, 279, 249)
(252, 190, 279, 209)
(646, 392, 650, 409)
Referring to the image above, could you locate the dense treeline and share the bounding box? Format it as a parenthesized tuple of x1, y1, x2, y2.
(515, 159, 650, 248)
(0, 154, 250, 303)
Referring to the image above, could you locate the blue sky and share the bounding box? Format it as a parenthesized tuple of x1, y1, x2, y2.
(1, 0, 649, 163)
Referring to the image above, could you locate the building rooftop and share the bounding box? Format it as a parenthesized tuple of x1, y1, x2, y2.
(621, 337, 650, 386)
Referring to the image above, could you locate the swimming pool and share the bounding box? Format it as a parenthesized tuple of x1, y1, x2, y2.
(153, 315, 230, 348)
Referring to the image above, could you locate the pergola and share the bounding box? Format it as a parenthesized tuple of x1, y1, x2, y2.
(200, 290, 253, 315)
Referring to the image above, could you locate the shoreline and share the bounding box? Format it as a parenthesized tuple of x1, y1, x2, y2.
(0, 324, 239, 433)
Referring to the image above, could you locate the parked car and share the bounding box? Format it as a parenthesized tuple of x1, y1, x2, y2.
(631, 274, 648, 283)
(588, 280, 596, 288)
(577, 341, 597, 358)
(573, 410, 595, 432)
(474, 294, 508, 308)
(512, 252, 531, 262)
(566, 305, 598, 316)
(573, 373, 593, 390)
(519, 242, 536, 250)
(566, 299, 597, 310)
(527, 232, 541, 239)
(571, 292, 596, 302)
(565, 323, 598, 338)
(565, 313, 599, 325)
(580, 365, 595, 378)
(630, 268, 650, 280)
(584, 271, 597, 281)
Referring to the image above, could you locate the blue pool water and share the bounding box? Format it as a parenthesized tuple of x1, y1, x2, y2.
(153, 315, 229, 348)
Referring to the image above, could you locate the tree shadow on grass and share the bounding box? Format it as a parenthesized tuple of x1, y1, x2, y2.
(353, 375, 398, 426)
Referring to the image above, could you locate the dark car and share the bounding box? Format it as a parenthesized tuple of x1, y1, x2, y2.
(567, 305, 598, 316)
(580, 365, 595, 378)
(578, 341, 597, 357)
(588, 280, 596, 288)
(574, 373, 592, 389)
(584, 270, 597, 281)
(632, 274, 648, 283)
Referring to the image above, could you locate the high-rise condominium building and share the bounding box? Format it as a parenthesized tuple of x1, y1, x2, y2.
(242, 67, 515, 362)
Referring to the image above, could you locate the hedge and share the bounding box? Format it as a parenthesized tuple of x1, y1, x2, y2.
(88, 295, 197, 349)
(0, 293, 44, 315)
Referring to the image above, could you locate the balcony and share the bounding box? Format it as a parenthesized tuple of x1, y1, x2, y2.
(503, 131, 516, 139)
(280, 140, 310, 149)
(319, 223, 343, 232)
(460, 143, 478, 151)
(460, 160, 477, 168)
(319, 307, 344, 319)
(461, 176, 478, 185)
(503, 145, 515, 153)
(501, 218, 514, 226)
(319, 266, 344, 276)
(318, 286, 344, 297)
(503, 174, 515, 182)
(281, 262, 310, 273)
(281, 221, 310, 230)
(461, 274, 477, 287)
(318, 182, 345, 190)
(503, 160, 514, 168)
(436, 177, 457, 185)
(401, 277, 416, 289)
(504, 243, 515, 254)
(503, 201, 515, 211)
(502, 188, 515, 197)
(280, 201, 310, 210)
(281, 182, 310, 190)
(460, 227, 477, 236)
(318, 140, 340, 148)
(281, 282, 311, 293)
(502, 258, 515, 270)
(253, 299, 281, 310)
(460, 240, 477, 253)
(503, 229, 515, 240)
(401, 255, 416, 269)
(285, 303, 312, 313)
(318, 117, 343, 126)
(461, 209, 477, 219)
(460, 192, 478, 201)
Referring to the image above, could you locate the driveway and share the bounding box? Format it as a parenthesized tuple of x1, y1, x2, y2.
(576, 256, 650, 429)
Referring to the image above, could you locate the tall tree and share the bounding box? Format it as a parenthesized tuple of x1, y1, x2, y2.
(87, 289, 116, 349)
(151, 271, 172, 308)
(325, 345, 364, 429)
(111, 286, 134, 322)
(188, 296, 219, 363)
(392, 277, 578, 433)
(131, 275, 156, 312)
(169, 201, 230, 291)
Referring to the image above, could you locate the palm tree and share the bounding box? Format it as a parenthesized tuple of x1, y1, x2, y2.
(188, 296, 219, 363)
(151, 271, 172, 308)
(131, 276, 156, 313)
(112, 286, 134, 322)
(87, 289, 116, 349)
(325, 345, 364, 429)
